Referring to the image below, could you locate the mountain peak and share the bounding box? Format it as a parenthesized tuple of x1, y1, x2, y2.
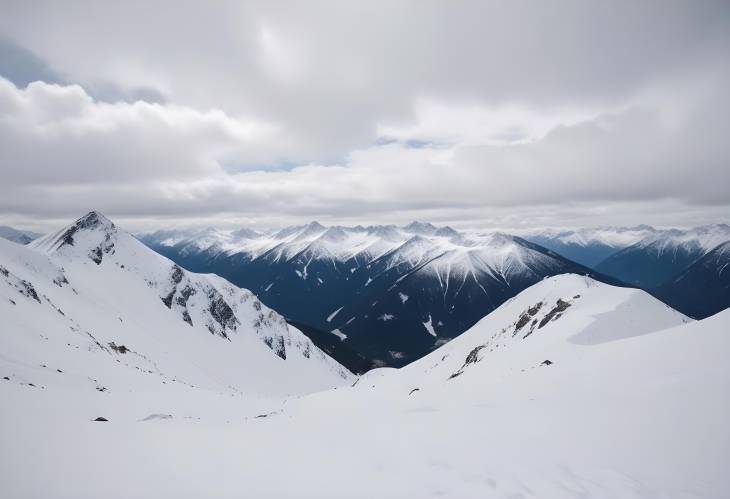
(60, 211, 116, 243)
(31, 211, 119, 264)
(403, 221, 437, 235)
(75, 211, 115, 230)
(317, 226, 348, 242)
(293, 221, 328, 240)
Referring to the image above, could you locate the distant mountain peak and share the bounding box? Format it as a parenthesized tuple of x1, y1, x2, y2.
(293, 221, 327, 240)
(231, 227, 261, 239)
(403, 221, 438, 234)
(317, 226, 348, 242)
(0, 225, 41, 245)
(434, 226, 461, 239)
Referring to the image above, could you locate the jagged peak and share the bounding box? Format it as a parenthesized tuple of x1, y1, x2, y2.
(73, 211, 115, 230)
(30, 211, 122, 264)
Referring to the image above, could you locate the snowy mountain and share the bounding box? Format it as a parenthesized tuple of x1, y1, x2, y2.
(141, 223, 622, 368)
(374, 274, 691, 389)
(5, 274, 727, 498)
(595, 224, 730, 289)
(519, 225, 657, 267)
(0, 225, 41, 245)
(1, 212, 351, 402)
(655, 240, 730, 319)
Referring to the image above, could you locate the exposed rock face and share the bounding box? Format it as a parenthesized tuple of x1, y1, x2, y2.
(108, 342, 129, 354)
(538, 299, 572, 329)
(448, 294, 580, 379)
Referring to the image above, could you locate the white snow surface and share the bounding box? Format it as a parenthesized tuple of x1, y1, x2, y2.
(2, 262, 728, 498)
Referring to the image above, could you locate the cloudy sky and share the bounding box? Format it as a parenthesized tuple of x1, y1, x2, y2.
(0, 0, 729, 231)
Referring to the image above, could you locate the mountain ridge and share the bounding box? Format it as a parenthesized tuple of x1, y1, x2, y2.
(140, 222, 630, 367)
(4, 211, 352, 398)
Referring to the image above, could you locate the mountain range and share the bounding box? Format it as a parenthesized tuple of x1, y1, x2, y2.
(593, 224, 730, 289)
(655, 240, 730, 320)
(522, 225, 730, 318)
(4, 216, 727, 376)
(518, 225, 657, 267)
(140, 221, 730, 365)
(140, 222, 624, 368)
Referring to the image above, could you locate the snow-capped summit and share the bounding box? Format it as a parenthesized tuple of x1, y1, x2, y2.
(293, 221, 327, 240)
(366, 224, 403, 241)
(31, 211, 118, 264)
(317, 226, 349, 243)
(3, 212, 352, 398)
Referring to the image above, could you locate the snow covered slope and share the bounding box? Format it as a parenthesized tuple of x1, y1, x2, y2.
(141, 223, 622, 368)
(3, 274, 727, 498)
(370, 274, 691, 390)
(327, 234, 623, 367)
(1, 212, 351, 401)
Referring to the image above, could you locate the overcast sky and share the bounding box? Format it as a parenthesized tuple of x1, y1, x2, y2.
(0, 0, 729, 231)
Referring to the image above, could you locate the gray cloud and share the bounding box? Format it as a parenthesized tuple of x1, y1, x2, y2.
(0, 0, 728, 230)
(0, 38, 64, 87)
